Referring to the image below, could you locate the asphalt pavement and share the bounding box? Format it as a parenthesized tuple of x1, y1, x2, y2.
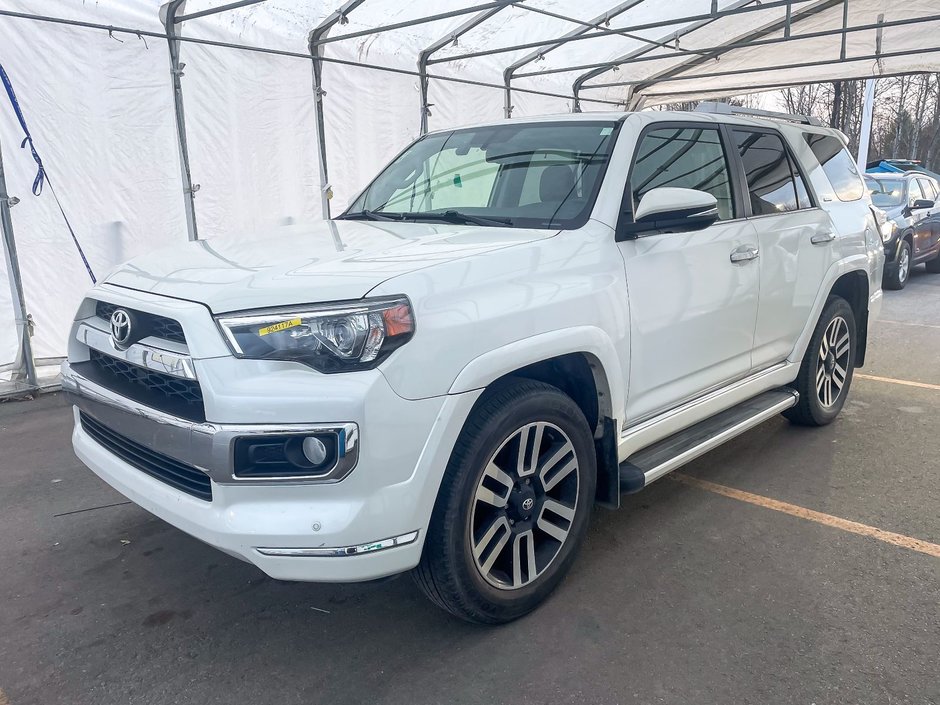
(1, 269, 938, 705)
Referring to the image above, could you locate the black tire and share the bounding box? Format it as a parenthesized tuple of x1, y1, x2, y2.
(784, 295, 857, 426)
(884, 239, 912, 290)
(926, 250, 940, 274)
(413, 378, 596, 624)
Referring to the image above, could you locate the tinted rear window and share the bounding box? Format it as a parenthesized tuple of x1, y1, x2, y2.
(803, 133, 865, 201)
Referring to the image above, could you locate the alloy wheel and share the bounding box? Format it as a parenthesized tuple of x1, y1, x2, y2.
(816, 315, 851, 408)
(899, 245, 911, 284)
(469, 421, 580, 590)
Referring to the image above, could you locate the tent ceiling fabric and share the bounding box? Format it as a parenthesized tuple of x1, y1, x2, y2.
(173, 0, 940, 103)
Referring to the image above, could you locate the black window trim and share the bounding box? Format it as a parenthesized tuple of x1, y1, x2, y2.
(618, 120, 746, 240)
(727, 124, 820, 219)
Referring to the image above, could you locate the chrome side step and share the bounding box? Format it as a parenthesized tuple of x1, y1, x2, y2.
(618, 388, 799, 493)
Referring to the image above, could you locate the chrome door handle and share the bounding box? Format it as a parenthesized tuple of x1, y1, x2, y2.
(811, 231, 836, 245)
(730, 246, 759, 263)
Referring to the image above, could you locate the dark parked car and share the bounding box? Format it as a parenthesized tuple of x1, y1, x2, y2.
(865, 172, 940, 289)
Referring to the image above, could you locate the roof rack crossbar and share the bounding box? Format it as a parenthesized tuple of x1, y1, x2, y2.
(695, 101, 825, 127)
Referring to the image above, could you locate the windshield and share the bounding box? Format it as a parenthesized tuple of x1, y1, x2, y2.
(342, 121, 620, 229)
(866, 177, 905, 208)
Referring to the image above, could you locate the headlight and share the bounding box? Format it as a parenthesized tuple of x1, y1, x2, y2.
(216, 296, 415, 372)
(880, 220, 897, 244)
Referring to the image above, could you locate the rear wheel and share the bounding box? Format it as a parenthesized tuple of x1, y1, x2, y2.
(413, 379, 596, 624)
(784, 295, 856, 426)
(885, 239, 912, 289)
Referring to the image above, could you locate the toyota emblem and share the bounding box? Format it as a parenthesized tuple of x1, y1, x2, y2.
(522, 497, 535, 512)
(109, 308, 133, 349)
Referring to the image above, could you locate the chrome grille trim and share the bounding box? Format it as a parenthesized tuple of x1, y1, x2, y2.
(77, 322, 197, 380)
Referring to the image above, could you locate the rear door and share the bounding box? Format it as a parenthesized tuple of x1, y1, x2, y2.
(732, 127, 837, 370)
(617, 123, 760, 422)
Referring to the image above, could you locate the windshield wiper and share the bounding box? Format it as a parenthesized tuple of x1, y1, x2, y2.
(336, 210, 403, 222)
(399, 210, 514, 227)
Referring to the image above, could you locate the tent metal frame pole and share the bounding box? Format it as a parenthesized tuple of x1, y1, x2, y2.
(0, 10, 622, 106)
(0, 137, 38, 393)
(556, 10, 928, 80)
(625, 0, 841, 96)
(427, 0, 819, 65)
(583, 45, 940, 90)
(175, 0, 267, 23)
(502, 0, 648, 118)
(162, 0, 199, 241)
(312, 1, 519, 48)
(308, 0, 366, 220)
(531, 0, 869, 80)
(418, 2, 513, 135)
(1, 7, 930, 109)
(571, 0, 755, 103)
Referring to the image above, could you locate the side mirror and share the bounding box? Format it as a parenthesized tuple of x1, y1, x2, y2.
(618, 187, 719, 240)
(911, 198, 934, 211)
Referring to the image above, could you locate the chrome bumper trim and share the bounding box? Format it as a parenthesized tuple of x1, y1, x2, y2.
(62, 360, 359, 485)
(255, 531, 420, 558)
(76, 322, 197, 380)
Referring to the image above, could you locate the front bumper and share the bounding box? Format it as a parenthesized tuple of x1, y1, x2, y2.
(63, 358, 480, 582)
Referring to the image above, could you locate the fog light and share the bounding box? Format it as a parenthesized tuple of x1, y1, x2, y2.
(302, 436, 328, 465)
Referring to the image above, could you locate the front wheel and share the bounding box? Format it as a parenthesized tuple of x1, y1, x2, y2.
(413, 379, 596, 624)
(884, 239, 912, 289)
(784, 295, 857, 426)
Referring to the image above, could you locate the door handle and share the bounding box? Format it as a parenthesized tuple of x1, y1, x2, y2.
(811, 231, 836, 245)
(730, 246, 759, 263)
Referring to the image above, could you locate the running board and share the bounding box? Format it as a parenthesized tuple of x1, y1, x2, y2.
(618, 388, 799, 493)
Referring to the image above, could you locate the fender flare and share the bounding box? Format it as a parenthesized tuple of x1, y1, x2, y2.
(448, 326, 626, 431)
(789, 257, 871, 365)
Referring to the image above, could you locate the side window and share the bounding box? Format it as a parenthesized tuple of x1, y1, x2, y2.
(802, 133, 865, 201)
(630, 127, 735, 220)
(917, 178, 937, 201)
(733, 130, 807, 215)
(908, 179, 924, 205)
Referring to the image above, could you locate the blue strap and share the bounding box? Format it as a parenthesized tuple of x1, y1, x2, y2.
(0, 61, 96, 283)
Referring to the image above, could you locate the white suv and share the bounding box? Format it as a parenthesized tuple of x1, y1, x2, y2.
(63, 108, 883, 623)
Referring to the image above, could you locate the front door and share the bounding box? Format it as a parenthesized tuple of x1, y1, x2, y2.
(913, 177, 940, 258)
(618, 124, 760, 423)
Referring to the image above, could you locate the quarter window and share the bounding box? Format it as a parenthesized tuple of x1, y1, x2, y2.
(802, 133, 865, 201)
(734, 130, 809, 215)
(630, 127, 735, 220)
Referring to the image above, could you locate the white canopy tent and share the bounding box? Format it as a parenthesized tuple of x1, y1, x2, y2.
(1, 0, 938, 396)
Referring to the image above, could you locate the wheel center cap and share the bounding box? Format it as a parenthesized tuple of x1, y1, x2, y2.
(508, 484, 538, 521)
(825, 352, 836, 373)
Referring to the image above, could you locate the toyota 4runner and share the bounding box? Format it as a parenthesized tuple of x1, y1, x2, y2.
(64, 106, 883, 624)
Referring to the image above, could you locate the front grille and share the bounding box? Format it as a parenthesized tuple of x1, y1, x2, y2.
(80, 412, 212, 501)
(74, 350, 206, 423)
(95, 301, 186, 345)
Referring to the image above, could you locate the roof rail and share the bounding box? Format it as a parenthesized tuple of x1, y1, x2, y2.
(695, 101, 825, 127)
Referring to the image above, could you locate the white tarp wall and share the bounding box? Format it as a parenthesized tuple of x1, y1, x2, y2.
(1, 0, 938, 386)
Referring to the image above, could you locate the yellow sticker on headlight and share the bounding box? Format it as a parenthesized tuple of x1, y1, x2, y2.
(258, 318, 302, 336)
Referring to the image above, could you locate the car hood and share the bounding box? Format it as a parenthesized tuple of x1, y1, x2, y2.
(105, 219, 556, 313)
